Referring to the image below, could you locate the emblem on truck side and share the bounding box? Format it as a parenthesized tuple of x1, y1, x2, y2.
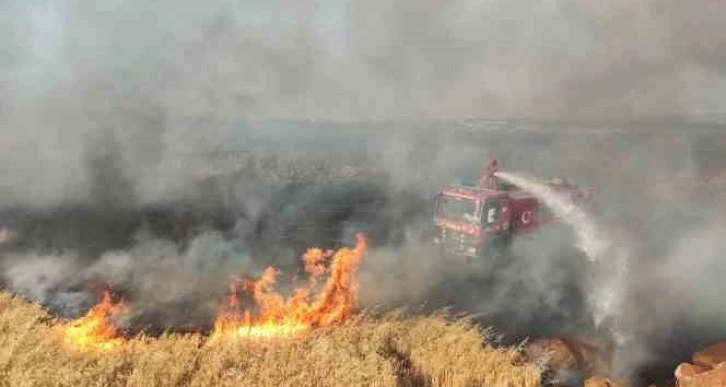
(521, 211, 532, 225)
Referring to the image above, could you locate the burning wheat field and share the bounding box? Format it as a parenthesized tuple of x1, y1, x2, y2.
(60, 231, 367, 352)
(0, 232, 540, 387)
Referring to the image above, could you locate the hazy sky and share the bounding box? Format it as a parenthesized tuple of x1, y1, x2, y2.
(3, 0, 726, 120)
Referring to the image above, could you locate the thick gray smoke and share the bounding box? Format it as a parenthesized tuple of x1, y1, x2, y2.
(2, 0, 726, 204)
(495, 171, 635, 372)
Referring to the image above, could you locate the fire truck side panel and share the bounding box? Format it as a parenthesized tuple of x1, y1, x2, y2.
(508, 196, 540, 233)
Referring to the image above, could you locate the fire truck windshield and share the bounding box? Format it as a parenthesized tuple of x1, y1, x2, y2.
(436, 196, 480, 224)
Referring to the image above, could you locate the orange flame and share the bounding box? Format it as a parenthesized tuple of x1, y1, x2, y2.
(63, 291, 128, 351)
(211, 233, 367, 340)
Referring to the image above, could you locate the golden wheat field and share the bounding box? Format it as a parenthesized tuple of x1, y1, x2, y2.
(0, 291, 540, 387)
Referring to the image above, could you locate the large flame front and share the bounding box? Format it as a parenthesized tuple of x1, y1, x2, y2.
(211, 233, 367, 340)
(63, 291, 127, 351)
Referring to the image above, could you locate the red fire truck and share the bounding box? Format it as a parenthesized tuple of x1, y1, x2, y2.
(433, 160, 591, 258)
